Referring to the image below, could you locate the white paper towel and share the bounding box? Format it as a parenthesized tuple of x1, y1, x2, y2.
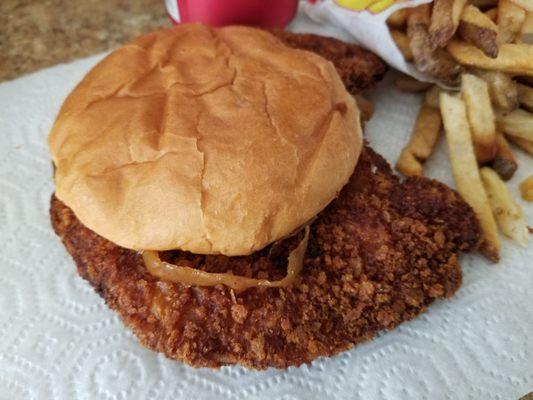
(0, 13, 532, 400)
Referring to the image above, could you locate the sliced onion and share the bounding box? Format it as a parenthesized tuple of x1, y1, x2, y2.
(142, 226, 310, 293)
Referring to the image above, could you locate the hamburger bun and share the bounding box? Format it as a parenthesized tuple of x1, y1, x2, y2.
(48, 24, 362, 255)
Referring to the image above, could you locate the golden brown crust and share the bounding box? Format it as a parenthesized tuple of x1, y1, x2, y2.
(271, 30, 388, 95)
(50, 146, 480, 369)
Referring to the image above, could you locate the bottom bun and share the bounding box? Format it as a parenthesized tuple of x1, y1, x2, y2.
(50, 146, 480, 369)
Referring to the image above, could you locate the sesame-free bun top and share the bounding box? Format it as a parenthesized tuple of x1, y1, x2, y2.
(49, 24, 362, 256)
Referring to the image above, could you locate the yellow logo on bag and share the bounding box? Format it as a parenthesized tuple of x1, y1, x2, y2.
(335, 0, 396, 13)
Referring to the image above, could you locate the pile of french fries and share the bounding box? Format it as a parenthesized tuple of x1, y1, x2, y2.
(395, 70, 532, 261)
(389, 0, 533, 260)
(387, 0, 533, 84)
(387, 0, 533, 261)
(389, 0, 533, 261)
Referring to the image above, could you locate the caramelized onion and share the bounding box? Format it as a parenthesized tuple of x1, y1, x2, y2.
(142, 226, 310, 293)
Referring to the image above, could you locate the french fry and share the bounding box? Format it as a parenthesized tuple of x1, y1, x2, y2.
(471, 0, 498, 9)
(461, 74, 498, 163)
(476, 70, 519, 110)
(447, 41, 533, 76)
(459, 4, 499, 57)
(408, 6, 463, 85)
(452, 0, 470, 31)
(519, 12, 533, 44)
(429, 0, 455, 47)
(507, 135, 533, 154)
(425, 85, 443, 108)
(418, 45, 463, 86)
(387, 9, 407, 28)
(354, 94, 374, 123)
(407, 105, 443, 157)
(496, 108, 533, 141)
(485, 7, 498, 20)
(509, 0, 533, 12)
(390, 30, 414, 61)
(517, 82, 533, 111)
(395, 74, 433, 91)
(519, 175, 533, 201)
(480, 167, 529, 246)
(429, 0, 468, 47)
(498, 0, 526, 43)
(396, 148, 423, 176)
(395, 104, 442, 176)
(440, 92, 500, 261)
(407, 3, 432, 25)
(491, 133, 518, 180)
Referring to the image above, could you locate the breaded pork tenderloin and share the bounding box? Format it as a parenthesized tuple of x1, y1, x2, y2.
(50, 146, 480, 369)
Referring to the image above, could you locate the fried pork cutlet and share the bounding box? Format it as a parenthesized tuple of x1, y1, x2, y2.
(273, 30, 388, 95)
(50, 146, 480, 369)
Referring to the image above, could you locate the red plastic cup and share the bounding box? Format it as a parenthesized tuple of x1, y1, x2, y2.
(165, 0, 298, 28)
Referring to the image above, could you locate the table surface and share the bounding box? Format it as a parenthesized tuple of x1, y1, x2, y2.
(0, 0, 171, 82)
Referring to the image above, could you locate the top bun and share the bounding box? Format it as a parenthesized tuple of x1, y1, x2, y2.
(49, 24, 362, 256)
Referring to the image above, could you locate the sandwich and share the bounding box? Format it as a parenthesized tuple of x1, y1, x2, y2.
(49, 24, 480, 369)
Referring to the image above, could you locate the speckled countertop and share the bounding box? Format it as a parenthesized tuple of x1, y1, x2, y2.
(0, 0, 171, 82)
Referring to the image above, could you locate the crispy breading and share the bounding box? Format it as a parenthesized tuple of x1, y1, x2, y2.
(272, 31, 388, 95)
(50, 146, 480, 369)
